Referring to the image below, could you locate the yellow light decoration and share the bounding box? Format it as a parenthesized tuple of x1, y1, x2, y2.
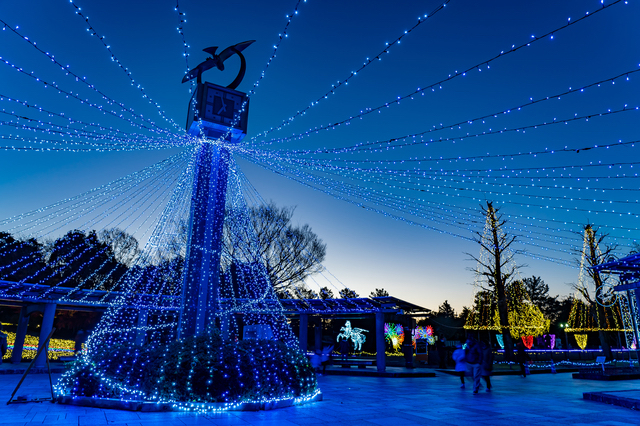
(2, 332, 76, 361)
(574, 334, 588, 350)
(465, 281, 549, 339)
(566, 299, 630, 333)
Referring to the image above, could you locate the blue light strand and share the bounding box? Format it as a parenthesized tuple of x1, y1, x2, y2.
(0, 55, 181, 139)
(288, 68, 640, 154)
(250, 0, 627, 146)
(245, 0, 307, 99)
(250, 0, 453, 139)
(64, 1, 183, 132)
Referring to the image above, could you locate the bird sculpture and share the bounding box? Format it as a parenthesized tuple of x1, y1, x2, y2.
(181, 40, 255, 89)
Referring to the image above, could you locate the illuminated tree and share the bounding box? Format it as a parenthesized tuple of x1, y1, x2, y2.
(466, 202, 520, 361)
(567, 224, 626, 359)
(520, 276, 563, 324)
(47, 230, 126, 290)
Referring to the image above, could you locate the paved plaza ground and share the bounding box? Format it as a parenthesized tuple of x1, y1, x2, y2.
(0, 368, 639, 425)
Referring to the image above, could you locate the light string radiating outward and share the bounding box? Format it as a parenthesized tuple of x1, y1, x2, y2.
(245, 0, 307, 99)
(250, 0, 628, 147)
(250, 0, 453, 141)
(287, 67, 640, 155)
(63, 1, 183, 132)
(197, 0, 309, 146)
(0, 53, 185, 141)
(0, 18, 184, 140)
(0, 149, 193, 301)
(237, 137, 638, 266)
(233, 167, 356, 300)
(240, 142, 640, 223)
(0, 93, 188, 149)
(173, 0, 192, 86)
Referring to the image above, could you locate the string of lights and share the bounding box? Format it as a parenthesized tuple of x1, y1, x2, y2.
(64, 1, 184, 132)
(250, 0, 453, 140)
(285, 68, 640, 154)
(0, 54, 182, 139)
(250, 0, 628, 146)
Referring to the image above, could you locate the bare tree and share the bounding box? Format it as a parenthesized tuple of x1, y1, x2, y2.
(98, 228, 141, 267)
(223, 202, 326, 292)
(466, 201, 520, 361)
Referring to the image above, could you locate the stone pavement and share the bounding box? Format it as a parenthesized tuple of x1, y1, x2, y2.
(0, 369, 639, 425)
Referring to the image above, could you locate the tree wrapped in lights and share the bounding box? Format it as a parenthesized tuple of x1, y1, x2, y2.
(566, 224, 629, 357)
(465, 202, 549, 359)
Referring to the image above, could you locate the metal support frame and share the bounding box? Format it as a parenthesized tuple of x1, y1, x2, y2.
(11, 306, 30, 364)
(375, 312, 386, 372)
(34, 303, 56, 369)
(299, 314, 308, 353)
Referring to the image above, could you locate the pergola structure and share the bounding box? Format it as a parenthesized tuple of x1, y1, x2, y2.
(281, 296, 430, 372)
(0, 281, 429, 372)
(593, 253, 640, 355)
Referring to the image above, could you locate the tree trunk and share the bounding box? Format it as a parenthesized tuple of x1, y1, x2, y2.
(498, 299, 514, 361)
(599, 330, 612, 359)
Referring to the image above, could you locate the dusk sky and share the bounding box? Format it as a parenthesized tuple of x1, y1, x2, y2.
(1, 0, 638, 313)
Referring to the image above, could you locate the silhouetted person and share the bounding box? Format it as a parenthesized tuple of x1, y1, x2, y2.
(465, 335, 483, 394)
(516, 339, 530, 377)
(480, 339, 493, 391)
(74, 329, 87, 355)
(436, 338, 447, 368)
(339, 337, 350, 361)
(452, 344, 467, 388)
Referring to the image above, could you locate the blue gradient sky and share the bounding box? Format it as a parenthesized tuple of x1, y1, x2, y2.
(1, 0, 638, 312)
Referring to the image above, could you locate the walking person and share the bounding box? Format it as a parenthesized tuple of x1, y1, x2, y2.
(480, 339, 494, 391)
(464, 335, 483, 394)
(339, 337, 350, 361)
(452, 344, 467, 388)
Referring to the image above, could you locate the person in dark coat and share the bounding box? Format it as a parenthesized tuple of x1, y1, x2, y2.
(452, 344, 467, 388)
(436, 338, 447, 368)
(465, 335, 483, 394)
(480, 340, 494, 391)
(74, 329, 87, 355)
(516, 339, 530, 377)
(339, 337, 350, 361)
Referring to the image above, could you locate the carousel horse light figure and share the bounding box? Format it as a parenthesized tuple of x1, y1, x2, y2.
(337, 320, 368, 352)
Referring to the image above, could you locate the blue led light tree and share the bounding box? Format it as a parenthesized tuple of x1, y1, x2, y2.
(51, 42, 319, 410)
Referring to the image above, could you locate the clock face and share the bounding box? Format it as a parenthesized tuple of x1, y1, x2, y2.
(205, 88, 243, 126)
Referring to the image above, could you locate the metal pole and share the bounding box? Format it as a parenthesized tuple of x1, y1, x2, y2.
(179, 142, 230, 338)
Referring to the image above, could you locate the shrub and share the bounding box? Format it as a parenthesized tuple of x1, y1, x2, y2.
(62, 331, 317, 403)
